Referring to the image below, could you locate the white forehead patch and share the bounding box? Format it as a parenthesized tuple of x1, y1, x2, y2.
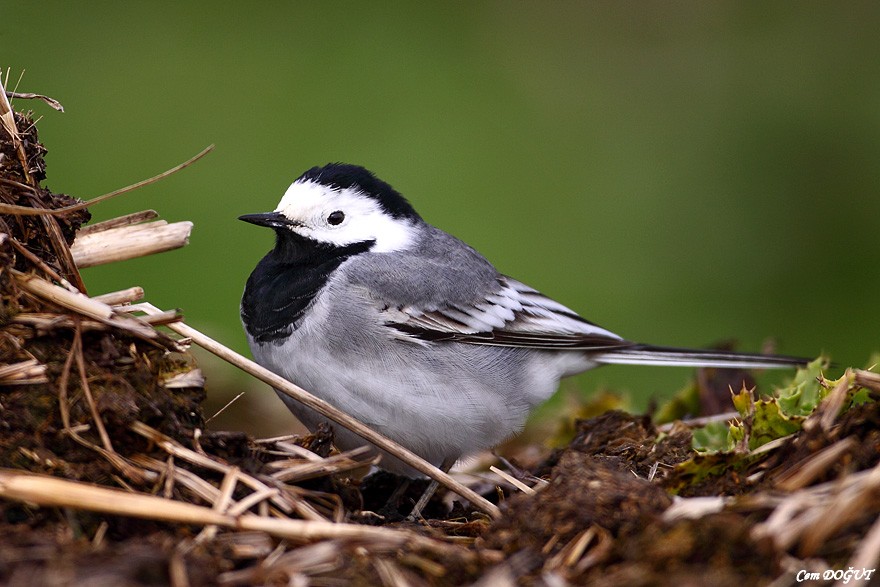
(274, 180, 418, 252)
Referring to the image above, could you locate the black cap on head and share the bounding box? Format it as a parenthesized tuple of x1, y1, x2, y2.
(297, 163, 421, 221)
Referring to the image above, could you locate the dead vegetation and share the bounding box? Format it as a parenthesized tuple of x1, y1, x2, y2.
(1, 77, 879, 586)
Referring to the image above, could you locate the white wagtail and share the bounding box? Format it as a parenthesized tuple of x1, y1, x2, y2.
(240, 163, 807, 483)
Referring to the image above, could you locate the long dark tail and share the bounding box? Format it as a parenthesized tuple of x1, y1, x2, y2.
(592, 344, 810, 370)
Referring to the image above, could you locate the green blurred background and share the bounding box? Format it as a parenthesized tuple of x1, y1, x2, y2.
(5, 3, 879, 435)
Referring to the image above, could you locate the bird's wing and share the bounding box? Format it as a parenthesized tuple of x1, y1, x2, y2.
(339, 225, 630, 350)
(339, 229, 806, 367)
(381, 275, 632, 350)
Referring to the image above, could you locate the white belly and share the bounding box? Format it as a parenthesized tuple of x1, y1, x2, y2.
(248, 329, 591, 475)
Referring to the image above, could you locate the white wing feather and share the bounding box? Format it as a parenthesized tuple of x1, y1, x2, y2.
(383, 276, 626, 349)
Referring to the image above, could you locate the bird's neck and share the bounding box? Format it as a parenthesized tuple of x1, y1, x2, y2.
(270, 230, 373, 267)
(241, 232, 373, 344)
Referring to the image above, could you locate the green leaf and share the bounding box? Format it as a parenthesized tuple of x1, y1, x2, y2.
(728, 420, 746, 446)
(692, 420, 735, 453)
(731, 386, 753, 417)
(749, 398, 803, 449)
(777, 357, 828, 416)
(666, 452, 745, 493)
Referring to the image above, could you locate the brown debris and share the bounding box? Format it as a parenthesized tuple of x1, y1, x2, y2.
(536, 410, 695, 482)
(486, 451, 672, 581)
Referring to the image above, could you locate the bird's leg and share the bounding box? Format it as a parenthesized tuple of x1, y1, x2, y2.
(406, 456, 456, 521)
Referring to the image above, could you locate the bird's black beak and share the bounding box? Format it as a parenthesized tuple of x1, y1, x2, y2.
(238, 212, 293, 229)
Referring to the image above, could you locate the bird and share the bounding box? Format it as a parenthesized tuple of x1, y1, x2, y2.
(240, 163, 807, 481)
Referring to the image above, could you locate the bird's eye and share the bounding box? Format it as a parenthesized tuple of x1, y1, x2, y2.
(327, 210, 345, 226)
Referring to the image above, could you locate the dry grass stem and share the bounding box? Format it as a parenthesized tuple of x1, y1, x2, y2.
(839, 513, 880, 587)
(14, 270, 183, 350)
(54, 330, 152, 484)
(6, 233, 77, 292)
(773, 437, 858, 492)
(205, 391, 245, 423)
(15, 269, 112, 319)
(0, 359, 48, 385)
(0, 145, 213, 217)
(76, 209, 159, 235)
(797, 462, 880, 556)
(372, 557, 412, 587)
(662, 496, 728, 521)
(818, 368, 852, 431)
(132, 307, 183, 326)
(545, 527, 597, 571)
(855, 369, 880, 394)
(657, 410, 740, 433)
(267, 447, 377, 482)
(132, 454, 226, 504)
(130, 421, 322, 519)
(0, 468, 481, 554)
(73, 327, 115, 453)
(161, 369, 206, 389)
(90, 286, 145, 306)
(489, 465, 537, 495)
(71, 220, 194, 268)
(36, 210, 85, 290)
(0, 76, 32, 185)
(262, 440, 326, 460)
(12, 313, 117, 334)
(217, 541, 345, 585)
(3, 89, 64, 111)
(750, 462, 880, 555)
